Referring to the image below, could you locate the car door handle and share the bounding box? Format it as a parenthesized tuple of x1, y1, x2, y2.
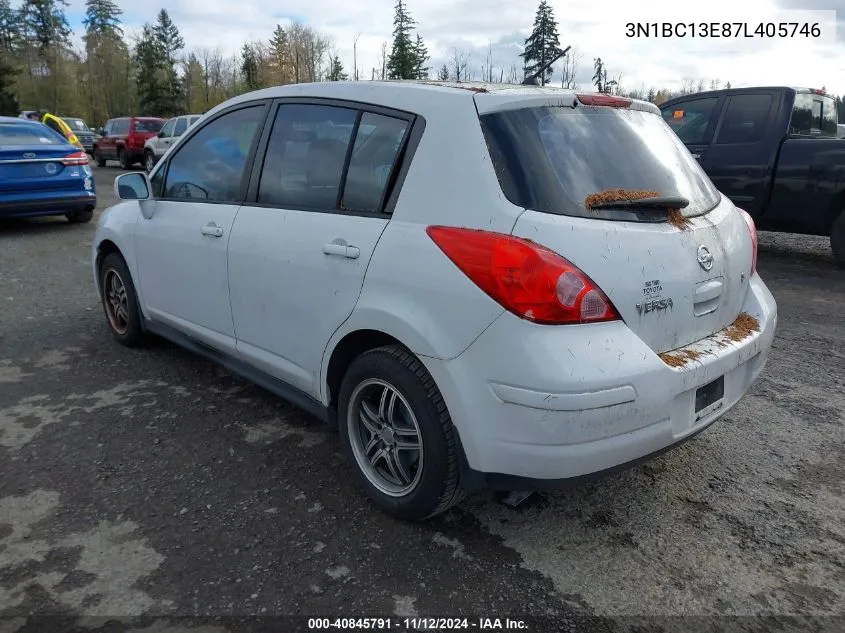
(201, 223, 224, 238)
(322, 241, 360, 259)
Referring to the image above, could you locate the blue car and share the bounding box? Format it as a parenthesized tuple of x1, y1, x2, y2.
(0, 116, 97, 223)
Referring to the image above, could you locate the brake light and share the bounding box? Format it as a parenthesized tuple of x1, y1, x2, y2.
(737, 208, 757, 275)
(576, 93, 632, 108)
(810, 88, 826, 95)
(426, 226, 620, 325)
(61, 150, 89, 166)
(128, 133, 143, 148)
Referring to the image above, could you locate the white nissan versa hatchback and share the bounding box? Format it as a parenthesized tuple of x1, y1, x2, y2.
(94, 81, 777, 520)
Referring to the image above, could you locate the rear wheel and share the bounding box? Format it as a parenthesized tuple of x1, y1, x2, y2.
(144, 150, 155, 173)
(99, 252, 146, 347)
(338, 345, 464, 521)
(831, 212, 845, 268)
(66, 209, 93, 224)
(118, 148, 130, 170)
(94, 148, 106, 167)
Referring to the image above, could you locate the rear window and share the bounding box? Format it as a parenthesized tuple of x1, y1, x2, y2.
(0, 122, 67, 146)
(135, 119, 164, 133)
(481, 105, 720, 220)
(790, 93, 838, 137)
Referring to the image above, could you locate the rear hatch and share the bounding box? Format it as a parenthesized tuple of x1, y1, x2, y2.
(133, 118, 164, 141)
(0, 121, 88, 193)
(476, 93, 754, 354)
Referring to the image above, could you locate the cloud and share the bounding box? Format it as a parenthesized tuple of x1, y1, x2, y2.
(55, 0, 845, 94)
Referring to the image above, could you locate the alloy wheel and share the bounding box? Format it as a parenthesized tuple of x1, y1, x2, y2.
(103, 268, 130, 334)
(347, 379, 424, 497)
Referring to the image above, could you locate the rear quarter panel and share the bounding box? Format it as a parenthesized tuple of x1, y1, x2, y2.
(320, 90, 523, 402)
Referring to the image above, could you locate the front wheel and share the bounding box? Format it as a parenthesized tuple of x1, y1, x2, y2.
(144, 150, 155, 173)
(338, 345, 464, 521)
(99, 252, 147, 347)
(831, 212, 845, 269)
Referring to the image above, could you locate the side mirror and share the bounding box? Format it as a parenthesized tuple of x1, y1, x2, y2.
(114, 172, 151, 201)
(98, 128, 105, 136)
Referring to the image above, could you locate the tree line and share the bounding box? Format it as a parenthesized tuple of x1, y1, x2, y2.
(1, 0, 843, 125)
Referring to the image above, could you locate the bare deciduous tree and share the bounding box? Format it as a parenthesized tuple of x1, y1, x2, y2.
(450, 48, 470, 82)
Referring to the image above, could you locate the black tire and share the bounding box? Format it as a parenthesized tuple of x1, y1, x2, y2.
(831, 212, 845, 269)
(117, 147, 130, 170)
(338, 344, 464, 521)
(66, 209, 94, 223)
(144, 150, 155, 173)
(94, 148, 106, 167)
(99, 252, 147, 347)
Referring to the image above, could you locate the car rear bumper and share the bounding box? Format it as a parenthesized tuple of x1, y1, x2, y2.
(421, 274, 777, 487)
(0, 193, 97, 219)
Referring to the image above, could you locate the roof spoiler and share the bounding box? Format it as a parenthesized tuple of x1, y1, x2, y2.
(521, 46, 571, 86)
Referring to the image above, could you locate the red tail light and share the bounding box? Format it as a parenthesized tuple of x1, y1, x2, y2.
(426, 226, 620, 325)
(576, 94, 632, 108)
(61, 150, 89, 166)
(128, 133, 143, 149)
(737, 208, 757, 274)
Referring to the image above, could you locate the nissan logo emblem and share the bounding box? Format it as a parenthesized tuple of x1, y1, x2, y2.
(697, 245, 714, 271)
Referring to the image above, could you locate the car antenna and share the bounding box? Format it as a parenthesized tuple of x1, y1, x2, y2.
(521, 46, 571, 86)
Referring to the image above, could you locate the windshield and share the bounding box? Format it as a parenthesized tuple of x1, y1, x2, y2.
(136, 119, 164, 133)
(62, 118, 90, 132)
(790, 93, 838, 137)
(480, 105, 720, 220)
(0, 122, 67, 146)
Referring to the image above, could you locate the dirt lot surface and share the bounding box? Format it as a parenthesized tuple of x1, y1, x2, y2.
(1, 166, 843, 632)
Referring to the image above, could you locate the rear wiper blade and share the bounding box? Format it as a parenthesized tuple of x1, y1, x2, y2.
(588, 195, 690, 211)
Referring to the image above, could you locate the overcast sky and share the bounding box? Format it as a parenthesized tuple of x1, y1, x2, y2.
(56, 0, 845, 95)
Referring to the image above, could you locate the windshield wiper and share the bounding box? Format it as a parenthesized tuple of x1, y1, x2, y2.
(588, 195, 690, 211)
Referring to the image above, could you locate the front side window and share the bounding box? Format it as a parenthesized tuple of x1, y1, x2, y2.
(158, 119, 176, 138)
(163, 105, 265, 203)
(174, 118, 188, 136)
(257, 104, 357, 209)
(660, 97, 720, 145)
(113, 119, 130, 135)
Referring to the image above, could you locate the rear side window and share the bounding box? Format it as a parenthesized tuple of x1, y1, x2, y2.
(790, 93, 838, 137)
(257, 104, 357, 209)
(135, 119, 163, 133)
(661, 97, 719, 145)
(0, 122, 66, 145)
(481, 105, 720, 220)
(716, 94, 772, 144)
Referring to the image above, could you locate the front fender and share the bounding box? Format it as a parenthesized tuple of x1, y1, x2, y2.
(92, 202, 142, 310)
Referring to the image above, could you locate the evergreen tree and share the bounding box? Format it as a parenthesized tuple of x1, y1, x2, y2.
(151, 9, 184, 114)
(241, 43, 260, 90)
(268, 24, 289, 84)
(647, 87, 656, 103)
(411, 33, 429, 80)
(327, 55, 348, 81)
(20, 0, 71, 53)
(0, 52, 18, 114)
(134, 24, 167, 115)
(437, 63, 449, 81)
(386, 0, 416, 80)
(592, 57, 604, 93)
(83, 0, 122, 39)
(520, 0, 562, 85)
(0, 0, 19, 54)
(725, 81, 731, 89)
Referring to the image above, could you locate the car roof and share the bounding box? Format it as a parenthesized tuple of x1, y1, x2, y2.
(0, 116, 39, 124)
(209, 80, 659, 119)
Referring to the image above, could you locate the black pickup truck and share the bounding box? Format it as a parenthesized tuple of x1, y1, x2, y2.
(659, 87, 845, 266)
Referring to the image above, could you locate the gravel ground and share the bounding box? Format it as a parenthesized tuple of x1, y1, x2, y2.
(0, 166, 843, 633)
